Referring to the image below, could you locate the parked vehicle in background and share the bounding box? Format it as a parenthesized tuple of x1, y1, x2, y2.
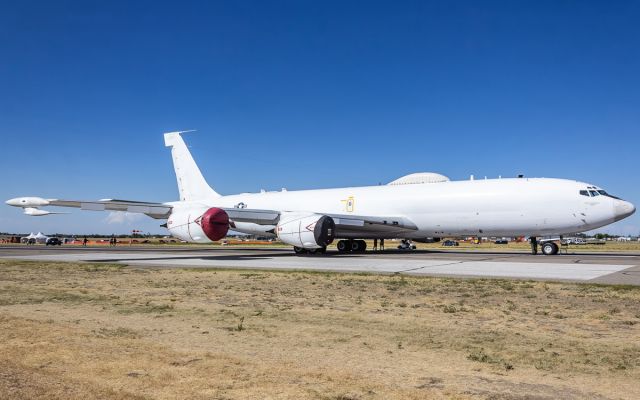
(563, 238, 586, 245)
(45, 237, 62, 246)
(442, 240, 459, 247)
(397, 239, 417, 250)
(494, 239, 509, 244)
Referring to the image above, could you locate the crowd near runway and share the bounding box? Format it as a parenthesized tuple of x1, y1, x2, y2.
(2, 245, 639, 285)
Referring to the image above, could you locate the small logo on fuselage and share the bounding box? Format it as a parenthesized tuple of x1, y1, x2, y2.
(340, 196, 355, 212)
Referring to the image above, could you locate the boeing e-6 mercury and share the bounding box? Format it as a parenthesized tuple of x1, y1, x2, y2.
(6, 131, 635, 255)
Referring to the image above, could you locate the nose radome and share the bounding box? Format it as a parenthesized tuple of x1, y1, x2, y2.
(614, 200, 636, 222)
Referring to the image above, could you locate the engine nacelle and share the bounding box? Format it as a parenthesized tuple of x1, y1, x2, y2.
(276, 212, 335, 249)
(167, 207, 229, 243)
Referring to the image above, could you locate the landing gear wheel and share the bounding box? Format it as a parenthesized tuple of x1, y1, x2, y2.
(541, 242, 559, 256)
(337, 240, 351, 253)
(316, 246, 327, 254)
(351, 240, 367, 253)
(293, 246, 307, 255)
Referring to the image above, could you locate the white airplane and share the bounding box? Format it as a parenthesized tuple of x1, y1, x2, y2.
(6, 131, 636, 256)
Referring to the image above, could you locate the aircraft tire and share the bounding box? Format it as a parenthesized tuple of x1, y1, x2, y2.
(293, 246, 307, 255)
(541, 242, 559, 256)
(351, 240, 367, 253)
(358, 240, 367, 252)
(337, 240, 351, 253)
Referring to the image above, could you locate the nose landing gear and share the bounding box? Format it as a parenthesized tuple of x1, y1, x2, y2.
(530, 237, 560, 255)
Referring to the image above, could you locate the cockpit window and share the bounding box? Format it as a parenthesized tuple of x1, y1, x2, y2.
(580, 188, 622, 199)
(597, 190, 621, 200)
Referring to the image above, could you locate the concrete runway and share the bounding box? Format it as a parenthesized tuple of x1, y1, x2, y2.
(2, 245, 640, 285)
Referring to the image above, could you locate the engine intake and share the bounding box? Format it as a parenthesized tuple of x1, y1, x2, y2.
(199, 207, 230, 241)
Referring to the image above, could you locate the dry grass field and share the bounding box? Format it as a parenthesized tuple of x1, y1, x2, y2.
(1, 259, 639, 399)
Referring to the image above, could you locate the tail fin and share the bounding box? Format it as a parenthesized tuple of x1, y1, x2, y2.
(164, 131, 220, 201)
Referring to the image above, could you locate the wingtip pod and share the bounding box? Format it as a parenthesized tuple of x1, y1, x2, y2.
(6, 197, 51, 207)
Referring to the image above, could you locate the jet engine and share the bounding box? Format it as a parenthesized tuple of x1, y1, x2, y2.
(276, 212, 335, 249)
(167, 207, 229, 243)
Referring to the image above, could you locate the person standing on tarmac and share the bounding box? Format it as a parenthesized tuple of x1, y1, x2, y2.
(373, 238, 378, 251)
(83, 236, 88, 246)
(380, 238, 385, 250)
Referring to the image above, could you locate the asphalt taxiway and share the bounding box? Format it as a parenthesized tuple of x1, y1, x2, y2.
(2, 245, 640, 285)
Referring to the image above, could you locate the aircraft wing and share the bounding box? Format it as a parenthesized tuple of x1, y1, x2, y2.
(222, 207, 418, 236)
(7, 197, 173, 219)
(327, 212, 418, 236)
(222, 208, 281, 225)
(8, 196, 417, 235)
(55, 199, 173, 219)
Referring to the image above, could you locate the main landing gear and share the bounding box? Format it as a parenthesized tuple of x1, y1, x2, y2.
(336, 239, 367, 253)
(293, 239, 367, 255)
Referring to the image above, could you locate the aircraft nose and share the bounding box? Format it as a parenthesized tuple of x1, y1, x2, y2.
(613, 199, 636, 222)
(6, 198, 19, 206)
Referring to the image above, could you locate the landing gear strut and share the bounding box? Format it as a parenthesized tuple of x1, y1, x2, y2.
(530, 237, 538, 255)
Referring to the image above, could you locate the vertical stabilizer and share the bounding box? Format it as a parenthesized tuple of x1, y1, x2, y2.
(164, 131, 220, 201)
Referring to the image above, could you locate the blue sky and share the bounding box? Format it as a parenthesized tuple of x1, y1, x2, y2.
(1, 1, 638, 235)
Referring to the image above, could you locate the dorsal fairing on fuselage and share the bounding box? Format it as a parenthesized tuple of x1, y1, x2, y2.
(387, 172, 450, 185)
(164, 131, 220, 202)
